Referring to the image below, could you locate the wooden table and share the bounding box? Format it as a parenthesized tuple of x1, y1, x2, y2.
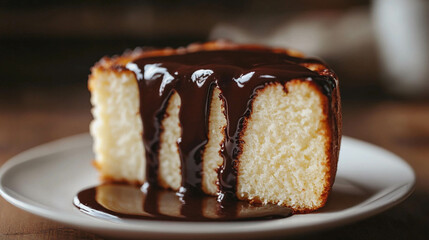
(1, 85, 428, 239)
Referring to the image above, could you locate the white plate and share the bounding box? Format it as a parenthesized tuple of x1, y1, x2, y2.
(0, 134, 415, 239)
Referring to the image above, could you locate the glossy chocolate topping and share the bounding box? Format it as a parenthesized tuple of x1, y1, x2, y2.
(123, 47, 336, 201)
(74, 184, 293, 222)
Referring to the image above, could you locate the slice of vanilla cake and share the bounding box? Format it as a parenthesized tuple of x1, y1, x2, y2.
(88, 41, 341, 212)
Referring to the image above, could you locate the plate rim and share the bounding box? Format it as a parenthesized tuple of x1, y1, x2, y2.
(0, 133, 416, 238)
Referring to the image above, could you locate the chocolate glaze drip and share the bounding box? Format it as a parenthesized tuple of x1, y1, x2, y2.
(125, 48, 336, 201)
(74, 184, 293, 222)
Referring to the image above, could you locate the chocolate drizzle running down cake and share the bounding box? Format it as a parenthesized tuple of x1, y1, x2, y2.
(88, 41, 341, 213)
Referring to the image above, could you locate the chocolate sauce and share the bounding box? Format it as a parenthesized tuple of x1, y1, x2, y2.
(123, 48, 336, 201)
(74, 184, 293, 222)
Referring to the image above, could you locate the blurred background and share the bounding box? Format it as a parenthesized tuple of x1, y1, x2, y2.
(0, 0, 429, 239)
(2, 0, 429, 95)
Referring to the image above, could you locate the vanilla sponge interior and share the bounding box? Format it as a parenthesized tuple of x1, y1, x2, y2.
(89, 69, 145, 184)
(90, 69, 330, 210)
(237, 81, 330, 211)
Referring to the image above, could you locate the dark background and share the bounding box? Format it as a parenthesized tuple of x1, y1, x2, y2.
(1, 0, 370, 88)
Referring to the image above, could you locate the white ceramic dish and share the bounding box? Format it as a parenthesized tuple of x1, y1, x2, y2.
(0, 134, 415, 239)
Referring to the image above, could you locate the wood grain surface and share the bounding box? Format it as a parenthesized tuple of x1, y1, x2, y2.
(0, 85, 428, 240)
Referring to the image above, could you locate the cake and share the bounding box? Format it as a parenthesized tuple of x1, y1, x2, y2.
(88, 41, 341, 213)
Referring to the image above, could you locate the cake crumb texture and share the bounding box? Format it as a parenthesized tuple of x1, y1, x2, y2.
(237, 80, 331, 212)
(89, 68, 145, 184)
